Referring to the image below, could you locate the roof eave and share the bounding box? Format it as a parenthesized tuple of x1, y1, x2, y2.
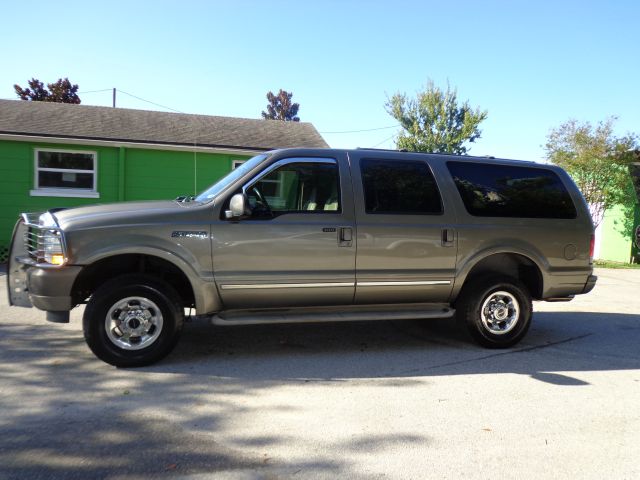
(0, 132, 271, 156)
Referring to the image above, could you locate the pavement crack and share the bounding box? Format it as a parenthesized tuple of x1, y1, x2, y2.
(406, 333, 594, 372)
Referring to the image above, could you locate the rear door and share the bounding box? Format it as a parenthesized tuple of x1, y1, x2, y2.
(212, 153, 356, 309)
(349, 151, 458, 304)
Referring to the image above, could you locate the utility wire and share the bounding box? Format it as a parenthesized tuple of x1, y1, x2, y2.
(118, 89, 184, 113)
(78, 88, 113, 94)
(370, 133, 396, 148)
(320, 124, 399, 134)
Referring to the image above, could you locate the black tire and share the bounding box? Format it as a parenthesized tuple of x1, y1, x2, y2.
(83, 274, 184, 367)
(455, 275, 532, 348)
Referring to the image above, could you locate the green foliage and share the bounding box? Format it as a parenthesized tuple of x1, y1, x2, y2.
(594, 259, 640, 269)
(14, 77, 81, 104)
(544, 117, 637, 228)
(261, 89, 300, 122)
(385, 80, 487, 154)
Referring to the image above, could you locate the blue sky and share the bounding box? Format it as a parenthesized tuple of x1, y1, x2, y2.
(1, 0, 638, 161)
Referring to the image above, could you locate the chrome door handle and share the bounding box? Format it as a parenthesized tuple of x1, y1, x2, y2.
(441, 228, 455, 247)
(339, 227, 353, 247)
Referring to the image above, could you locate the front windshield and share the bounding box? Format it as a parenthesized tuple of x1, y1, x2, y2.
(195, 154, 269, 202)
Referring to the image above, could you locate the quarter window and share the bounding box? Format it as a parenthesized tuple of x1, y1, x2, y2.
(447, 161, 577, 219)
(32, 149, 98, 198)
(360, 159, 443, 215)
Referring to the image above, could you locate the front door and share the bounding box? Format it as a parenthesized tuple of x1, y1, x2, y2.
(212, 154, 356, 309)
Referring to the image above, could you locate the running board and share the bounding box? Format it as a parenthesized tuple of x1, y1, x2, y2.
(210, 303, 455, 326)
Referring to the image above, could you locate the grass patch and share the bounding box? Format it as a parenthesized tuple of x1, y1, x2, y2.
(594, 259, 640, 269)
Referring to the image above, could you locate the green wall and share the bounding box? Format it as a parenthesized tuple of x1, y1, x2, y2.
(0, 139, 250, 262)
(598, 203, 640, 263)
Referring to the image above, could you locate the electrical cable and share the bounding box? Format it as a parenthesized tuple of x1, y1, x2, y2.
(117, 89, 184, 113)
(77, 88, 113, 94)
(320, 124, 399, 134)
(370, 134, 396, 148)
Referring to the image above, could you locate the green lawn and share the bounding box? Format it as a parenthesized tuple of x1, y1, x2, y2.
(594, 259, 640, 269)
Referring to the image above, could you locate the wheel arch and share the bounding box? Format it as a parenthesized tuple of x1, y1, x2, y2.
(451, 250, 546, 301)
(71, 248, 221, 314)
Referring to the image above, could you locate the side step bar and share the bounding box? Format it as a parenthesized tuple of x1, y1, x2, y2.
(544, 296, 575, 302)
(210, 303, 455, 326)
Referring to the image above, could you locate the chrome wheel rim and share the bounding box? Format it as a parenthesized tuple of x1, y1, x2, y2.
(480, 291, 520, 335)
(105, 296, 164, 350)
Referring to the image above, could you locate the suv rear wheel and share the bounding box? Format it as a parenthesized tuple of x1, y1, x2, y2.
(455, 275, 532, 348)
(83, 275, 184, 367)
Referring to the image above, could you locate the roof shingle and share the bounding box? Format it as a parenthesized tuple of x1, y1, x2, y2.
(0, 99, 328, 151)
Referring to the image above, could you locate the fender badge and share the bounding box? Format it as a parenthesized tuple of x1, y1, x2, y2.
(171, 231, 208, 239)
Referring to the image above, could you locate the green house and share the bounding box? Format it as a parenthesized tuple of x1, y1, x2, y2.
(0, 99, 328, 262)
(593, 162, 640, 264)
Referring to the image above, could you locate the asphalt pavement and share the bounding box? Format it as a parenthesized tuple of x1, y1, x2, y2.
(0, 268, 638, 479)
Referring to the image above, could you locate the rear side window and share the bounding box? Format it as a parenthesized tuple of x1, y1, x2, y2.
(361, 159, 443, 214)
(447, 161, 577, 219)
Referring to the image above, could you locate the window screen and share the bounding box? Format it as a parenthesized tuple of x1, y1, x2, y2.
(360, 159, 442, 214)
(447, 161, 577, 219)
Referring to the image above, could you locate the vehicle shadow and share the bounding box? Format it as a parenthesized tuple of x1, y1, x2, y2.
(154, 310, 640, 384)
(0, 310, 638, 478)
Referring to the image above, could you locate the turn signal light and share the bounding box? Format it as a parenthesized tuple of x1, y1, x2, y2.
(49, 254, 65, 266)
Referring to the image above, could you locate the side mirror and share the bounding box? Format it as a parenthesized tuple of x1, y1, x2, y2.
(225, 193, 250, 219)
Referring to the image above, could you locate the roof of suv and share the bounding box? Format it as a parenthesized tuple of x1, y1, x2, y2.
(268, 147, 543, 168)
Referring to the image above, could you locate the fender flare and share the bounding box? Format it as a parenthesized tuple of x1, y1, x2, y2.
(450, 246, 548, 301)
(78, 246, 222, 314)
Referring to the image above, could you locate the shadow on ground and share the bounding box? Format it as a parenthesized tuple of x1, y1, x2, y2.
(0, 310, 638, 478)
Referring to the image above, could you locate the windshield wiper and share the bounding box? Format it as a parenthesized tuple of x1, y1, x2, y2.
(175, 195, 195, 203)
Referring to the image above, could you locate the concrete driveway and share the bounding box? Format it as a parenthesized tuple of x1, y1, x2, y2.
(0, 268, 638, 479)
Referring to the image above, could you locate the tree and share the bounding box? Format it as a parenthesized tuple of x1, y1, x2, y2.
(385, 80, 487, 154)
(545, 117, 637, 228)
(14, 78, 81, 104)
(261, 89, 300, 121)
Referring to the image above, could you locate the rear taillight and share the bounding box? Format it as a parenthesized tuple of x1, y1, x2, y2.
(589, 234, 595, 262)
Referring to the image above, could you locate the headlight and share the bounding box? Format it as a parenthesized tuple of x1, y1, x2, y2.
(38, 212, 66, 266)
(42, 230, 65, 265)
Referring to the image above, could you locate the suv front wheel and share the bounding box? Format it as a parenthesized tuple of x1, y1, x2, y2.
(83, 275, 184, 367)
(455, 275, 532, 348)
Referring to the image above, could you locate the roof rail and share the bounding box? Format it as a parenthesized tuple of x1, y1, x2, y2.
(356, 147, 409, 152)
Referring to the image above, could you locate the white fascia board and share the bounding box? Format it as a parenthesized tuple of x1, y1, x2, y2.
(0, 133, 264, 156)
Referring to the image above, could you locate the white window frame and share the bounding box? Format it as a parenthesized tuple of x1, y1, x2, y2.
(31, 148, 99, 198)
(231, 159, 246, 169)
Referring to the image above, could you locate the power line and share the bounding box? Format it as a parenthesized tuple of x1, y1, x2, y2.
(78, 88, 112, 94)
(370, 133, 396, 148)
(117, 89, 184, 113)
(320, 124, 399, 134)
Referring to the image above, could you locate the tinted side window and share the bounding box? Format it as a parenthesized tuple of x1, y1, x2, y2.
(447, 161, 577, 219)
(361, 159, 443, 215)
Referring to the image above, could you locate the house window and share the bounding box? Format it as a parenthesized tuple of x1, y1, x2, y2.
(31, 149, 99, 198)
(232, 160, 246, 169)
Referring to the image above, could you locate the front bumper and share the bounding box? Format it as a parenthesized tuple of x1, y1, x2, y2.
(7, 217, 81, 313)
(9, 257, 82, 311)
(27, 264, 83, 311)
